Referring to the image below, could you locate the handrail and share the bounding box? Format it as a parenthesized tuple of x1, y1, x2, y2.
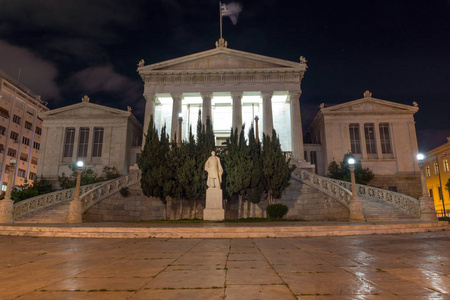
(13, 181, 106, 220)
(329, 178, 420, 217)
(80, 170, 141, 213)
(291, 169, 352, 209)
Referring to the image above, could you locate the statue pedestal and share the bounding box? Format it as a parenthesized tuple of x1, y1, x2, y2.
(203, 188, 225, 221)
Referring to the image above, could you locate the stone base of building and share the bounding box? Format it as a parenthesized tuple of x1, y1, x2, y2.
(369, 174, 422, 198)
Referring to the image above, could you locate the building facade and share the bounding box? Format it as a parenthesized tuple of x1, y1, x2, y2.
(307, 91, 422, 197)
(423, 137, 450, 215)
(137, 40, 308, 162)
(0, 69, 49, 191)
(36, 96, 142, 186)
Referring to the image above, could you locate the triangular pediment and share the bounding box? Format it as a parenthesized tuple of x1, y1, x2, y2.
(41, 102, 130, 119)
(138, 47, 306, 74)
(322, 96, 418, 115)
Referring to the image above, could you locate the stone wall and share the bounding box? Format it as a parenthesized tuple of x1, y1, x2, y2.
(83, 178, 350, 222)
(369, 174, 422, 198)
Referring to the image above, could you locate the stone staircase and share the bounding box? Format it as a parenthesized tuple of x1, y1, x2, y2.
(15, 201, 70, 224)
(359, 195, 419, 222)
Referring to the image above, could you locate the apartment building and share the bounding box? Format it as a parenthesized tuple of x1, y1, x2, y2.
(0, 69, 49, 191)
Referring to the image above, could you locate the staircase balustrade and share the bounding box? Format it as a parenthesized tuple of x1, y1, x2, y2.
(330, 178, 420, 217)
(292, 169, 352, 208)
(13, 181, 105, 220)
(80, 170, 141, 213)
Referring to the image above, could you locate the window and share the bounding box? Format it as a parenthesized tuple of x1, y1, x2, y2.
(77, 128, 89, 158)
(0, 126, 5, 135)
(426, 166, 431, 177)
(19, 154, 27, 162)
(429, 189, 433, 197)
(388, 186, 398, 192)
(27, 110, 34, 116)
(438, 187, 443, 200)
(304, 151, 307, 160)
(444, 159, 449, 172)
(63, 128, 75, 158)
(349, 124, 361, 154)
(379, 123, 392, 154)
(7, 148, 16, 157)
(35, 127, 42, 135)
(17, 169, 26, 178)
(29, 172, 36, 180)
(364, 123, 377, 154)
(22, 136, 30, 146)
(1, 184, 7, 191)
(434, 162, 439, 175)
(25, 121, 32, 130)
(12, 114, 21, 125)
(0, 108, 9, 119)
(10, 131, 18, 141)
(92, 128, 103, 157)
(31, 157, 38, 165)
(310, 151, 318, 173)
(33, 141, 40, 150)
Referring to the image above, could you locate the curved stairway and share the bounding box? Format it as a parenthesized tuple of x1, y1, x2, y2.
(14, 169, 423, 223)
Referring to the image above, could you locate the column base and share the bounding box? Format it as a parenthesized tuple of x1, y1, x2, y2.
(0, 199, 14, 223)
(67, 200, 83, 223)
(204, 188, 225, 221)
(420, 196, 438, 222)
(349, 198, 365, 222)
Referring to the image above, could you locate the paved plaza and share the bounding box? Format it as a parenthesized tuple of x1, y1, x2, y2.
(1, 231, 449, 299)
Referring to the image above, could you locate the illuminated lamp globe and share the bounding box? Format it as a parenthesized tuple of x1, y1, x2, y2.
(76, 161, 84, 169)
(416, 153, 425, 161)
(348, 158, 356, 166)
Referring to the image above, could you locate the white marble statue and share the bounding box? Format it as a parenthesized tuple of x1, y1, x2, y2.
(204, 151, 223, 189)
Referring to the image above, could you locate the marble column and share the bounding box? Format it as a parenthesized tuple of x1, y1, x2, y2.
(143, 93, 156, 135)
(231, 92, 243, 133)
(289, 90, 304, 161)
(262, 92, 273, 137)
(171, 93, 183, 142)
(201, 92, 213, 125)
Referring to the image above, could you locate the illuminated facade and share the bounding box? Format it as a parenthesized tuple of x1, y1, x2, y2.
(423, 138, 450, 215)
(0, 69, 49, 191)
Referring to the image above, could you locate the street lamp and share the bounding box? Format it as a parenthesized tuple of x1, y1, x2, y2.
(177, 113, 183, 148)
(0, 159, 17, 223)
(416, 154, 438, 221)
(254, 115, 259, 143)
(348, 157, 364, 222)
(67, 160, 84, 223)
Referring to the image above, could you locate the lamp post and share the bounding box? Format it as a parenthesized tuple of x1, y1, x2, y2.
(254, 115, 259, 143)
(177, 113, 183, 148)
(416, 154, 438, 221)
(67, 161, 84, 223)
(348, 158, 365, 222)
(0, 159, 16, 223)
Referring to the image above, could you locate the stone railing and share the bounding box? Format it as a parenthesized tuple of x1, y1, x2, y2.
(13, 182, 105, 220)
(80, 170, 141, 213)
(292, 169, 351, 209)
(330, 179, 420, 217)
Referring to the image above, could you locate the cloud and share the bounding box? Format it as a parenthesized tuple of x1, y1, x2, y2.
(0, 40, 60, 100)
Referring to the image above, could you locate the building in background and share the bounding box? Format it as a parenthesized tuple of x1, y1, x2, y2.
(36, 96, 142, 187)
(307, 91, 422, 197)
(0, 69, 49, 191)
(423, 137, 450, 216)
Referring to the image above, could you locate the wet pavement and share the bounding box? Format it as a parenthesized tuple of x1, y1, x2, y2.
(1, 231, 449, 299)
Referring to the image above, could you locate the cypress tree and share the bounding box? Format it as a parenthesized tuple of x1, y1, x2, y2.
(246, 123, 264, 217)
(262, 129, 295, 204)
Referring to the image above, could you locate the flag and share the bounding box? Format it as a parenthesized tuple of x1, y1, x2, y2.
(220, 2, 242, 25)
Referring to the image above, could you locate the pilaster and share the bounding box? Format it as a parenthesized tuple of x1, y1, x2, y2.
(201, 92, 213, 124)
(262, 92, 273, 137)
(289, 90, 304, 161)
(231, 92, 243, 133)
(171, 93, 183, 142)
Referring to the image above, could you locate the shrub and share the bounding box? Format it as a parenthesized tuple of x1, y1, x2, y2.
(266, 203, 289, 219)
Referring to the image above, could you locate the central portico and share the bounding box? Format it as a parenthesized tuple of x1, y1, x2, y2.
(137, 40, 307, 161)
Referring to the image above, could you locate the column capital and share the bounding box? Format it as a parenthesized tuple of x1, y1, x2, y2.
(171, 93, 183, 101)
(288, 90, 302, 98)
(261, 91, 273, 99)
(231, 91, 243, 98)
(200, 91, 213, 99)
(143, 93, 156, 102)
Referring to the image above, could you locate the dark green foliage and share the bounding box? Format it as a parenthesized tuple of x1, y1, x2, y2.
(445, 178, 450, 192)
(266, 203, 289, 219)
(1, 176, 55, 203)
(119, 187, 129, 197)
(58, 165, 104, 189)
(327, 153, 375, 185)
(195, 111, 216, 198)
(138, 115, 171, 205)
(246, 124, 264, 204)
(262, 130, 295, 203)
(103, 166, 121, 180)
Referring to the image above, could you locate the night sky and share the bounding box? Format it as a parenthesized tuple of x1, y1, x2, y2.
(0, 0, 449, 152)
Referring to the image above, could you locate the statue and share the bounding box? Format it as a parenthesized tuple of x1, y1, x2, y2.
(413, 101, 418, 107)
(127, 106, 132, 112)
(204, 151, 223, 189)
(137, 59, 145, 68)
(81, 95, 90, 103)
(299, 56, 308, 64)
(363, 90, 372, 98)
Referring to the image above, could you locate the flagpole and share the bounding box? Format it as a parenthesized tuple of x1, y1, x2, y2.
(219, 1, 223, 39)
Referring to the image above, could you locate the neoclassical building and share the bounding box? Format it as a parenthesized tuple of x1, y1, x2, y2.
(307, 91, 422, 196)
(137, 39, 307, 162)
(36, 96, 142, 186)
